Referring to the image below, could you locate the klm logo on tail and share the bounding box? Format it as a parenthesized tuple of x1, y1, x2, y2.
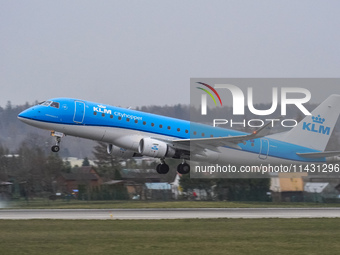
(302, 115, 330, 135)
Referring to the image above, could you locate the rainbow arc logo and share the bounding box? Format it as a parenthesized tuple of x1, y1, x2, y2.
(196, 82, 223, 115)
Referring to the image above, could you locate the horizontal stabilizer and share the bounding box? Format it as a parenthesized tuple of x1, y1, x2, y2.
(296, 151, 340, 159)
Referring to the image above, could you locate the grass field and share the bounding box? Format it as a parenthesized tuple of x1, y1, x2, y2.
(0, 218, 339, 255)
(2, 199, 340, 209)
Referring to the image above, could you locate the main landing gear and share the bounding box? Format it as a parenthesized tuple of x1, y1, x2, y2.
(156, 159, 190, 175)
(51, 131, 64, 153)
(156, 159, 170, 174)
(177, 161, 190, 175)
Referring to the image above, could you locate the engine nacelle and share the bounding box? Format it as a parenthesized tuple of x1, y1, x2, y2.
(138, 137, 176, 158)
(107, 144, 136, 159)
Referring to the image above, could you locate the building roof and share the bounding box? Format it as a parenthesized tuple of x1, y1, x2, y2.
(61, 166, 100, 181)
(145, 183, 171, 190)
(60, 173, 98, 181)
(102, 180, 125, 185)
(63, 157, 96, 168)
(304, 182, 329, 193)
(0, 181, 13, 186)
(120, 169, 162, 181)
(71, 166, 95, 174)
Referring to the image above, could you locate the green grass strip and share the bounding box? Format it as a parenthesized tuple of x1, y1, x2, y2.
(0, 218, 339, 255)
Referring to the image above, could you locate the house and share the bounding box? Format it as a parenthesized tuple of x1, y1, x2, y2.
(0, 181, 12, 201)
(57, 166, 103, 194)
(270, 172, 340, 203)
(304, 182, 340, 202)
(303, 173, 340, 202)
(117, 168, 178, 200)
(145, 182, 172, 200)
(100, 180, 129, 200)
(62, 157, 96, 167)
(270, 173, 306, 202)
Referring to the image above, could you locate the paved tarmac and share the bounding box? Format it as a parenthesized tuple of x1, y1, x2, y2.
(0, 208, 339, 220)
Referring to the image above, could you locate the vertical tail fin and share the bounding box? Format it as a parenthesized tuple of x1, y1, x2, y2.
(282, 94, 340, 151)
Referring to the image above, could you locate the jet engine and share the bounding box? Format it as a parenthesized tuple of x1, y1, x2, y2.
(138, 137, 175, 158)
(107, 144, 137, 159)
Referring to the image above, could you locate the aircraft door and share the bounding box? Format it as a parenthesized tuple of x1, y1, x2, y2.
(73, 101, 85, 123)
(259, 138, 269, 159)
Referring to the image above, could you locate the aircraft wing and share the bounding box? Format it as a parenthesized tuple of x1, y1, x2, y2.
(296, 151, 340, 159)
(156, 120, 274, 152)
(173, 132, 261, 149)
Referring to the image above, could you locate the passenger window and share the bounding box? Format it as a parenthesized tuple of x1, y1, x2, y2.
(135, 120, 138, 123)
(151, 123, 154, 127)
(110, 115, 113, 118)
(143, 121, 146, 125)
(126, 118, 130, 122)
(159, 124, 163, 128)
(93, 112, 97, 116)
(177, 128, 180, 132)
(102, 113, 105, 117)
(118, 116, 122, 120)
(185, 130, 188, 133)
(167, 126, 171, 130)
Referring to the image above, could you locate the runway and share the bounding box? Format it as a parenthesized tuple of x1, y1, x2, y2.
(0, 208, 339, 220)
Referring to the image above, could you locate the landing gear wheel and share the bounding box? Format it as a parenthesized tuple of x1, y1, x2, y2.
(177, 163, 190, 174)
(51, 131, 64, 153)
(160, 164, 169, 174)
(51, 145, 60, 153)
(156, 164, 162, 174)
(156, 163, 169, 174)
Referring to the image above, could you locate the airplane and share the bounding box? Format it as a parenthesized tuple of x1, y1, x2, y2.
(17, 94, 340, 175)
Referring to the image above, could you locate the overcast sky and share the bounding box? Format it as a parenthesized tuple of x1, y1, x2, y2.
(1, 1, 340, 108)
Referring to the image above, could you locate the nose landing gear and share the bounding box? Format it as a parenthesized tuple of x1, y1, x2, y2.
(51, 131, 64, 153)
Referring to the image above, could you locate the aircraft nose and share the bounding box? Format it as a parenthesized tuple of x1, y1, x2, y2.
(18, 107, 37, 121)
(18, 110, 27, 119)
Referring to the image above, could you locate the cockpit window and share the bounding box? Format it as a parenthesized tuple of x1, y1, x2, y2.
(50, 102, 60, 109)
(38, 101, 59, 108)
(40, 101, 52, 106)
